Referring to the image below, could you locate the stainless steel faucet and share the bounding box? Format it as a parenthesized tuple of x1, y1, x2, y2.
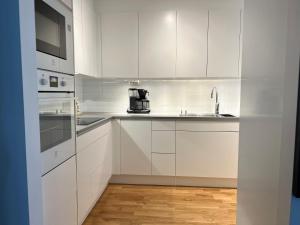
(211, 87, 220, 115)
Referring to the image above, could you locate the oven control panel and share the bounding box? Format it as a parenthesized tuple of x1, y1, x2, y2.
(37, 70, 74, 92)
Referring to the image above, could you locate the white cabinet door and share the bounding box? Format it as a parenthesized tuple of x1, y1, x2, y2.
(77, 139, 100, 224)
(74, 0, 99, 77)
(139, 11, 177, 78)
(152, 153, 176, 176)
(176, 131, 239, 178)
(82, 0, 99, 77)
(73, 0, 83, 75)
(101, 13, 138, 78)
(42, 157, 77, 225)
(112, 119, 121, 175)
(120, 120, 152, 175)
(176, 10, 209, 78)
(77, 123, 112, 225)
(207, 9, 241, 78)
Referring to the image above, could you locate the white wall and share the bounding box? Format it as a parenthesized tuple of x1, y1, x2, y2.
(237, 0, 300, 224)
(76, 76, 241, 115)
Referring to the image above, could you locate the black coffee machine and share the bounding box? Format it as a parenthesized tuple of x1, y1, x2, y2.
(127, 88, 150, 114)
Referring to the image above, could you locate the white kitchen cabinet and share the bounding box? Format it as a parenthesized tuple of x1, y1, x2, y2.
(73, 0, 83, 74)
(176, 10, 209, 78)
(152, 131, 175, 154)
(112, 119, 121, 175)
(207, 8, 241, 78)
(152, 153, 176, 176)
(74, 0, 99, 77)
(120, 120, 152, 175)
(77, 122, 112, 225)
(139, 11, 177, 78)
(176, 131, 239, 178)
(42, 156, 77, 225)
(82, 0, 99, 77)
(101, 13, 138, 78)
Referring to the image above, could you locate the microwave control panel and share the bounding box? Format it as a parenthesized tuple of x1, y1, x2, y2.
(37, 69, 74, 92)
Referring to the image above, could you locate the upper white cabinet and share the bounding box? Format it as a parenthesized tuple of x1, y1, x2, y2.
(82, 0, 99, 77)
(120, 120, 152, 175)
(139, 11, 177, 78)
(74, 6, 242, 79)
(73, 0, 100, 77)
(207, 8, 241, 78)
(73, 0, 83, 74)
(101, 13, 139, 78)
(176, 10, 209, 78)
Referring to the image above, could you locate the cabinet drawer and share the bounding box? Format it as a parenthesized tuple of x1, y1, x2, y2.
(176, 121, 239, 132)
(152, 120, 175, 131)
(77, 122, 111, 153)
(152, 153, 175, 176)
(152, 131, 175, 153)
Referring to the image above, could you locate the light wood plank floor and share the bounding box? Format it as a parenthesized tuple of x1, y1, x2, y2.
(83, 184, 237, 225)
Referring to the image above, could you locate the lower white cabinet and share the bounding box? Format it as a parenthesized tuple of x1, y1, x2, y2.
(120, 120, 152, 175)
(77, 122, 112, 225)
(176, 131, 239, 178)
(112, 119, 121, 175)
(115, 119, 239, 183)
(152, 131, 175, 154)
(42, 156, 77, 225)
(151, 153, 175, 176)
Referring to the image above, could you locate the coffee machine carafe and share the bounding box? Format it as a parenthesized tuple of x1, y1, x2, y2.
(127, 88, 150, 113)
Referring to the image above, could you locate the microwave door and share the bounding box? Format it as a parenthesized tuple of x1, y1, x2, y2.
(35, 0, 67, 59)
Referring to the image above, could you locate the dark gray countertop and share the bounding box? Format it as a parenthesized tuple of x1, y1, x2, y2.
(76, 112, 240, 136)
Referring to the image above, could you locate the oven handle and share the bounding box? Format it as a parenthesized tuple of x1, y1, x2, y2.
(38, 92, 74, 99)
(39, 111, 74, 115)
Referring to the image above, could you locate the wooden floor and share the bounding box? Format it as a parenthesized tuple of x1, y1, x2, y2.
(83, 184, 237, 225)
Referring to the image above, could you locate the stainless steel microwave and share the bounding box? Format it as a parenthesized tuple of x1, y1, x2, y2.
(35, 0, 74, 75)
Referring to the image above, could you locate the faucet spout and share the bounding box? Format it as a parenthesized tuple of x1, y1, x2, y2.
(211, 87, 220, 115)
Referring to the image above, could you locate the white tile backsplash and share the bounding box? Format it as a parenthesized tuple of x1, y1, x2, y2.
(76, 75, 241, 115)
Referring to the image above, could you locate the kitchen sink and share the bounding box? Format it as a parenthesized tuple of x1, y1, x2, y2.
(180, 113, 236, 118)
(218, 114, 236, 118)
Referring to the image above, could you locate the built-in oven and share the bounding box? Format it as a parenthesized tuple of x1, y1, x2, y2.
(38, 69, 75, 175)
(35, 0, 74, 75)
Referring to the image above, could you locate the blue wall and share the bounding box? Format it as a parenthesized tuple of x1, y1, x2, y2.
(0, 1, 30, 225)
(291, 197, 300, 225)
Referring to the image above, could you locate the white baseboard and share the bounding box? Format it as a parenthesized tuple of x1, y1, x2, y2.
(110, 175, 237, 188)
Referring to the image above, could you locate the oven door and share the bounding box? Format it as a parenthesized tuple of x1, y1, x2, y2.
(39, 92, 75, 175)
(35, 0, 74, 75)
